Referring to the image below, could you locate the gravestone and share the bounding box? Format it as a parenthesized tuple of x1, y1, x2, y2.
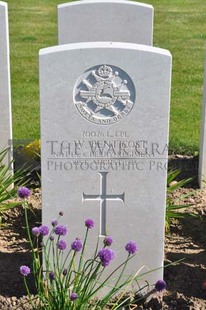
(58, 0, 153, 45)
(40, 42, 172, 291)
(198, 56, 206, 188)
(0, 2, 12, 165)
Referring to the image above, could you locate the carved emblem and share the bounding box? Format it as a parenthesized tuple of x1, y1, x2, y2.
(74, 65, 135, 125)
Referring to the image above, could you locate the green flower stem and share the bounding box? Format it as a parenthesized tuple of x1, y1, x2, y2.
(77, 257, 98, 290)
(100, 255, 137, 308)
(114, 254, 131, 286)
(62, 251, 75, 286)
(61, 248, 72, 272)
(75, 245, 100, 297)
(78, 259, 103, 302)
(75, 232, 101, 299)
(72, 228, 89, 291)
(23, 199, 40, 291)
(109, 253, 132, 308)
(77, 228, 89, 273)
(56, 236, 61, 273)
(85, 255, 134, 302)
(52, 238, 56, 272)
(46, 239, 52, 267)
(82, 236, 100, 281)
(23, 199, 34, 252)
(23, 276, 33, 307)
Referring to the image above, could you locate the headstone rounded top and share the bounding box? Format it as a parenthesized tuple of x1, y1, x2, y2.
(58, 0, 154, 45)
(39, 42, 171, 58)
(58, 0, 153, 9)
(0, 1, 7, 8)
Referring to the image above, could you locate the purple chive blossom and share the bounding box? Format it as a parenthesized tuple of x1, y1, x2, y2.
(103, 236, 113, 247)
(98, 248, 116, 267)
(62, 268, 67, 276)
(18, 187, 30, 199)
(155, 280, 166, 292)
(71, 238, 82, 252)
(50, 235, 54, 241)
(59, 211, 64, 216)
(57, 239, 67, 251)
(85, 219, 94, 229)
(54, 225, 67, 236)
(70, 292, 78, 301)
(125, 241, 138, 255)
(49, 271, 55, 281)
(39, 225, 49, 236)
(51, 219, 58, 227)
(20, 265, 30, 276)
(32, 227, 40, 237)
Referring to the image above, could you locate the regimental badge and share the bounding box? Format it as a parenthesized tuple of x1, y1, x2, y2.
(74, 64, 135, 125)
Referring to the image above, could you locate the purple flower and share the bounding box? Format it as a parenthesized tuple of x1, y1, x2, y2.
(98, 248, 116, 267)
(20, 265, 30, 276)
(70, 292, 78, 301)
(51, 219, 58, 227)
(85, 219, 94, 229)
(59, 211, 64, 216)
(18, 187, 30, 199)
(103, 236, 113, 247)
(49, 271, 55, 281)
(50, 235, 54, 241)
(125, 241, 138, 255)
(32, 227, 40, 237)
(54, 225, 67, 236)
(62, 268, 67, 276)
(71, 238, 82, 252)
(57, 239, 67, 251)
(155, 280, 166, 292)
(39, 225, 49, 236)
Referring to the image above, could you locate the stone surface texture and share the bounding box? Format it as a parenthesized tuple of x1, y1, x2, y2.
(0, 2, 12, 161)
(58, 0, 153, 45)
(40, 42, 172, 292)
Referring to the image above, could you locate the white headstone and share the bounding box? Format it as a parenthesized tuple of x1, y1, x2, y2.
(0, 2, 12, 164)
(198, 56, 206, 188)
(40, 42, 171, 292)
(58, 0, 153, 45)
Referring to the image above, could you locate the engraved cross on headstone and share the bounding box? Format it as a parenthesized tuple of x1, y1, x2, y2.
(83, 172, 125, 236)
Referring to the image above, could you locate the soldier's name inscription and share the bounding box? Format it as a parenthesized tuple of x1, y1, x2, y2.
(46, 138, 168, 159)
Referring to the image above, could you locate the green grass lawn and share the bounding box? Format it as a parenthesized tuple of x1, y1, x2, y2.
(5, 0, 206, 154)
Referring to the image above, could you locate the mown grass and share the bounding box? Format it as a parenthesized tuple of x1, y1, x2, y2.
(5, 0, 206, 154)
(143, 0, 206, 154)
(6, 0, 69, 140)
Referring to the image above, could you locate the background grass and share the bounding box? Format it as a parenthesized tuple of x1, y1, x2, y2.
(5, 0, 206, 154)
